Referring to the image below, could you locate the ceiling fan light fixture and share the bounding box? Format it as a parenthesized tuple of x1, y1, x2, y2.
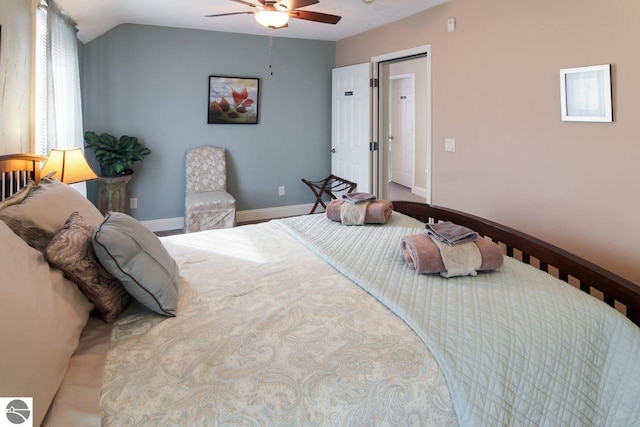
(254, 10, 289, 28)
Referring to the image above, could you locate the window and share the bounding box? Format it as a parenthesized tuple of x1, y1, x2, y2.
(34, 0, 48, 156)
(33, 0, 87, 194)
(33, 0, 84, 156)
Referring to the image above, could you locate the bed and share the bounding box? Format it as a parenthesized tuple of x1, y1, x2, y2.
(1, 153, 639, 426)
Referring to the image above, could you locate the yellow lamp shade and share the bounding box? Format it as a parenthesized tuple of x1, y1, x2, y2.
(41, 148, 98, 184)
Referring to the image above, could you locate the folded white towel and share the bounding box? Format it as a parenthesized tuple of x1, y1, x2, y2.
(340, 201, 369, 225)
(430, 236, 482, 278)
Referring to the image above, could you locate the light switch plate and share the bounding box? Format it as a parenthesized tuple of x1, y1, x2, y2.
(447, 18, 456, 32)
(445, 138, 456, 152)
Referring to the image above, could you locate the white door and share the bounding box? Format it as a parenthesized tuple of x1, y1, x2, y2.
(331, 63, 372, 193)
(390, 76, 414, 188)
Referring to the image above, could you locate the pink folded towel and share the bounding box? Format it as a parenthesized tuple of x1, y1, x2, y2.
(401, 233, 503, 274)
(326, 199, 393, 224)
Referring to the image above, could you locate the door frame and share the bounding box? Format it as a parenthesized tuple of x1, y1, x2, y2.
(388, 73, 416, 189)
(371, 45, 432, 204)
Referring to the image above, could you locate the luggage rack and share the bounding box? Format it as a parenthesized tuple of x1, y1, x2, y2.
(302, 174, 357, 214)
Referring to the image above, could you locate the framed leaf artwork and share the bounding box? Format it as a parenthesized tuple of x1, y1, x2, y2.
(208, 76, 259, 124)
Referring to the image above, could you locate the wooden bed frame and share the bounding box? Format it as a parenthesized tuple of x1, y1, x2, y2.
(1, 153, 638, 328)
(393, 201, 640, 327)
(0, 153, 47, 200)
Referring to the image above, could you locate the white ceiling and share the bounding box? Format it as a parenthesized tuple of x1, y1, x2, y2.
(56, 0, 449, 44)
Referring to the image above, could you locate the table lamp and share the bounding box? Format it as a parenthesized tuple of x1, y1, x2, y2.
(40, 148, 98, 184)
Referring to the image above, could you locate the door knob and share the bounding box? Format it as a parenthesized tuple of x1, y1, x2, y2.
(331, 148, 336, 153)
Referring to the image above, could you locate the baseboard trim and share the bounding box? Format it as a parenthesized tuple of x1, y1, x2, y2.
(411, 186, 427, 198)
(235, 203, 316, 223)
(140, 203, 317, 232)
(142, 217, 184, 232)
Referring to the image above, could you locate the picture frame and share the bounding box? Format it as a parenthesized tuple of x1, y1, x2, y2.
(559, 64, 612, 122)
(208, 76, 259, 124)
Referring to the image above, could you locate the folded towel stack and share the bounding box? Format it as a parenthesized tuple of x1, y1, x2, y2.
(341, 201, 368, 225)
(425, 221, 479, 245)
(326, 199, 393, 225)
(342, 192, 377, 204)
(401, 228, 503, 277)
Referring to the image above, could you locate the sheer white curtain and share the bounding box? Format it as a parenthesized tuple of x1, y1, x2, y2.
(35, 0, 87, 194)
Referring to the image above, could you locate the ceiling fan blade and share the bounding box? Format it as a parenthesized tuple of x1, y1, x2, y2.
(205, 11, 254, 18)
(289, 10, 341, 24)
(229, 0, 260, 8)
(278, 0, 319, 10)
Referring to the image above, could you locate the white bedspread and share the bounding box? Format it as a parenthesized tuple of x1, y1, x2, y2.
(101, 222, 456, 426)
(275, 212, 640, 426)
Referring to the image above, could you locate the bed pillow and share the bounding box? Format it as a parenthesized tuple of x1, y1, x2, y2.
(44, 212, 131, 322)
(93, 212, 179, 317)
(0, 220, 93, 427)
(0, 177, 103, 251)
(0, 180, 37, 210)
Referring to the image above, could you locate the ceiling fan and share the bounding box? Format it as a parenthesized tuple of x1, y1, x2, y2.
(206, 0, 342, 30)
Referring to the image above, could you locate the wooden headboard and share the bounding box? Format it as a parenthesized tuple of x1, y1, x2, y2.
(392, 201, 640, 327)
(0, 153, 48, 200)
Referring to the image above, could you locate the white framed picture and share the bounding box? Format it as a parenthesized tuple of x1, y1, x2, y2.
(559, 64, 612, 122)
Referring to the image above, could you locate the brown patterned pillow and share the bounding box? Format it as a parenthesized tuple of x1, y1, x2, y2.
(44, 212, 130, 322)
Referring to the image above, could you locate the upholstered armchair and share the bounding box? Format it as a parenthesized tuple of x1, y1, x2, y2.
(184, 146, 236, 233)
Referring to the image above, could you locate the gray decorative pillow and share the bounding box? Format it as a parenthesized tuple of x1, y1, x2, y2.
(93, 212, 179, 317)
(45, 212, 130, 322)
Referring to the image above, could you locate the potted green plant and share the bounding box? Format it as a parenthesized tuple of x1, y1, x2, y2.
(84, 131, 152, 177)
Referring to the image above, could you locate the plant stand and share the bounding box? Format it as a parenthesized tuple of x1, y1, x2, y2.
(97, 175, 132, 215)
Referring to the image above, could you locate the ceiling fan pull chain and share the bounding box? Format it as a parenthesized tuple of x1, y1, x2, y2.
(269, 31, 274, 75)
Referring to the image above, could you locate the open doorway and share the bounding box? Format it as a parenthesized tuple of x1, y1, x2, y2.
(372, 46, 431, 204)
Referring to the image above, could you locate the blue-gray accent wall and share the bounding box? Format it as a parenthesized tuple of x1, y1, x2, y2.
(82, 24, 335, 221)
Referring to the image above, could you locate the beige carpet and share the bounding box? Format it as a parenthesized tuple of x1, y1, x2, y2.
(388, 182, 426, 203)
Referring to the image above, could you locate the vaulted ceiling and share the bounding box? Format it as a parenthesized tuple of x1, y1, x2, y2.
(57, 0, 449, 43)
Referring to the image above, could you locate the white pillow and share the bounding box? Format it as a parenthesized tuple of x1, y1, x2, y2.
(0, 221, 93, 426)
(0, 180, 37, 210)
(0, 177, 104, 251)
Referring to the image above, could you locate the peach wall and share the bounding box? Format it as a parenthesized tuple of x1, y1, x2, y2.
(337, 0, 640, 284)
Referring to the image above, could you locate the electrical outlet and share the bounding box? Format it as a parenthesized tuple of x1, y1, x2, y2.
(130, 198, 138, 209)
(279, 186, 285, 196)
